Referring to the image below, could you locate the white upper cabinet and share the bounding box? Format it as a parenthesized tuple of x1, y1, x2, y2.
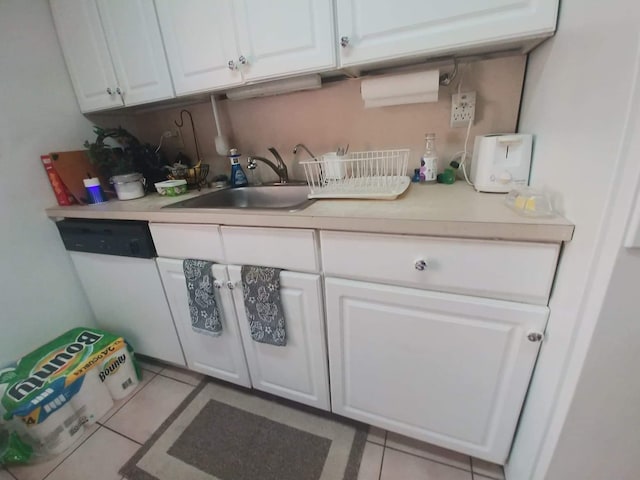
(155, 0, 335, 95)
(96, 0, 174, 106)
(232, 0, 336, 82)
(335, 0, 559, 67)
(155, 0, 243, 95)
(50, 0, 122, 112)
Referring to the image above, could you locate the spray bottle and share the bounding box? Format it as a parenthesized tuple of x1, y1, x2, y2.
(229, 148, 248, 187)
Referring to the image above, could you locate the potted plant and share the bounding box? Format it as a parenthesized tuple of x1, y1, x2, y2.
(84, 126, 167, 200)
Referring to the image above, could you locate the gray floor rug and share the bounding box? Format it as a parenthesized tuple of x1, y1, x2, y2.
(120, 380, 367, 480)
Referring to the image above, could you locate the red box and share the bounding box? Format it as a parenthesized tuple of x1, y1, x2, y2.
(41, 154, 75, 206)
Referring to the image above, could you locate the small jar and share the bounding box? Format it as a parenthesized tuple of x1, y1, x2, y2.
(110, 173, 146, 200)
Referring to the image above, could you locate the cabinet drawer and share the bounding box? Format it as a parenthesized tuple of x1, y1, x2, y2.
(222, 227, 318, 272)
(320, 231, 559, 305)
(150, 223, 224, 262)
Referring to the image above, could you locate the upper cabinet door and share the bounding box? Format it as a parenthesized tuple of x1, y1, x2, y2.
(96, 0, 174, 106)
(232, 0, 336, 82)
(335, 0, 559, 67)
(50, 0, 123, 112)
(155, 0, 243, 95)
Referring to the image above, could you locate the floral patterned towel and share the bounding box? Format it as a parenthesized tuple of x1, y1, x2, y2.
(241, 265, 286, 346)
(183, 259, 222, 336)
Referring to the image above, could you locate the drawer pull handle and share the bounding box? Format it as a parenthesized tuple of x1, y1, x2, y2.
(414, 259, 428, 271)
(527, 331, 544, 342)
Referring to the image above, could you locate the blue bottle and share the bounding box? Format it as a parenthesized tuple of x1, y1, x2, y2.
(229, 148, 248, 187)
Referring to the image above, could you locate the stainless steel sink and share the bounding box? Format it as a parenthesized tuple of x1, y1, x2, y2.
(164, 185, 315, 211)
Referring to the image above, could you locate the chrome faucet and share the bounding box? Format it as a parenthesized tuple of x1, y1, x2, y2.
(293, 143, 317, 160)
(247, 147, 289, 184)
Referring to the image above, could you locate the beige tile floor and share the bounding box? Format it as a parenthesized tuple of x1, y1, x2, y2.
(2, 358, 505, 480)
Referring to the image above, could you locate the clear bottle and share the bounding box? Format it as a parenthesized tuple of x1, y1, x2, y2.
(420, 133, 438, 184)
(228, 148, 248, 187)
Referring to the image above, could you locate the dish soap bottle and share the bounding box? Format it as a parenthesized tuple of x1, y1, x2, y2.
(229, 148, 248, 187)
(420, 133, 438, 184)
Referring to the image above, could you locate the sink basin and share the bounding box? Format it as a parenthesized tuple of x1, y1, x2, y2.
(164, 185, 315, 211)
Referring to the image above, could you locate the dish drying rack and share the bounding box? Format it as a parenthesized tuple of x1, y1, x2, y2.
(301, 149, 410, 199)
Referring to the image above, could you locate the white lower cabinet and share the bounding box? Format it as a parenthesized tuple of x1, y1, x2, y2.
(155, 258, 330, 410)
(156, 258, 251, 387)
(228, 266, 330, 411)
(325, 277, 548, 463)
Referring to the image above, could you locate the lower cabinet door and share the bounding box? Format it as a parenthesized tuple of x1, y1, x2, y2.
(228, 266, 330, 411)
(325, 277, 548, 463)
(156, 258, 251, 387)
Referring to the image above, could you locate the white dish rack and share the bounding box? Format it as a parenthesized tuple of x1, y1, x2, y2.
(301, 149, 411, 199)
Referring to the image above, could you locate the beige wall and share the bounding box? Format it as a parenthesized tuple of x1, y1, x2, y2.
(91, 55, 525, 184)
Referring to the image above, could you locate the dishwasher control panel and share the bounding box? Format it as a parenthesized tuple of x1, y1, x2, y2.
(56, 219, 157, 258)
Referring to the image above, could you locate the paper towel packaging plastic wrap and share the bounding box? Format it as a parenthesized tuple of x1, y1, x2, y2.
(0, 327, 140, 464)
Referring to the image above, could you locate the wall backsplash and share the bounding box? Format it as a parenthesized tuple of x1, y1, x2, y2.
(89, 55, 525, 184)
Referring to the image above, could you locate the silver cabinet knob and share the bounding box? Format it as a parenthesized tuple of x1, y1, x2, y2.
(415, 259, 428, 271)
(238, 55, 248, 65)
(106, 87, 113, 95)
(213, 280, 223, 289)
(527, 331, 544, 342)
(116, 87, 123, 95)
(228, 60, 236, 70)
(226, 281, 235, 290)
(340, 36, 350, 48)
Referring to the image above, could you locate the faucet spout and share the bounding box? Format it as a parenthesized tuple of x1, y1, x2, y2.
(247, 147, 289, 183)
(293, 143, 317, 160)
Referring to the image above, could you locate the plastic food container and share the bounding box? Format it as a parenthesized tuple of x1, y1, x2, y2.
(505, 188, 555, 217)
(110, 173, 145, 200)
(154, 179, 187, 196)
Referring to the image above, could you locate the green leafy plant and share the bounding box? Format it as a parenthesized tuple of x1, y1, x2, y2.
(84, 126, 140, 178)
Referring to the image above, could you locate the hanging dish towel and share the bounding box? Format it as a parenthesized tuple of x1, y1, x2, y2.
(241, 265, 286, 346)
(183, 259, 222, 336)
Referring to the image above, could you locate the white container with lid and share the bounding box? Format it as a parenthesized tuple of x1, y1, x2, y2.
(110, 173, 145, 200)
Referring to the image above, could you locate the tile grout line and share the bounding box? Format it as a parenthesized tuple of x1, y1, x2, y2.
(154, 370, 202, 387)
(99, 423, 143, 446)
(38, 424, 102, 480)
(377, 430, 387, 480)
(383, 445, 474, 474)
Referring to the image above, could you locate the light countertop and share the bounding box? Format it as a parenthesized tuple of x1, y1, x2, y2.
(45, 183, 574, 243)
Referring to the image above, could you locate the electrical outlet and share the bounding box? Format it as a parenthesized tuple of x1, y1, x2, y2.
(451, 91, 476, 128)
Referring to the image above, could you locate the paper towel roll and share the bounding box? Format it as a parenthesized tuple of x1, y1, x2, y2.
(100, 348, 139, 400)
(361, 69, 440, 108)
(70, 368, 114, 425)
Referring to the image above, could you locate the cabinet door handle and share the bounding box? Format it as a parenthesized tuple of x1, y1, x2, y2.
(116, 87, 123, 97)
(228, 60, 237, 70)
(213, 280, 223, 289)
(527, 331, 544, 342)
(414, 259, 428, 271)
(106, 87, 113, 95)
(238, 55, 248, 65)
(340, 36, 350, 48)
(226, 281, 236, 290)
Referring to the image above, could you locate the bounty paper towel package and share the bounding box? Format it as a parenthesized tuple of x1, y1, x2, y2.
(0, 328, 140, 464)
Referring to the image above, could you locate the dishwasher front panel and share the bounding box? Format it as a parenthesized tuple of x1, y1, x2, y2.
(70, 251, 186, 366)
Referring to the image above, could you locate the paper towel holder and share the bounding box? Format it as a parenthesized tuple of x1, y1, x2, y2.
(439, 58, 458, 86)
